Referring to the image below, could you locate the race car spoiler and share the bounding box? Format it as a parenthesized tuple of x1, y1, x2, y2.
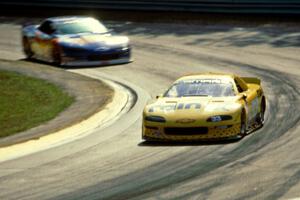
(241, 77, 261, 85)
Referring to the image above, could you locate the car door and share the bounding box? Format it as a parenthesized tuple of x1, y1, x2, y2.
(234, 78, 258, 126)
(33, 20, 56, 60)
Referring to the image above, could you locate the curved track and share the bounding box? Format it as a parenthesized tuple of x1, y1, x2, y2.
(0, 18, 300, 200)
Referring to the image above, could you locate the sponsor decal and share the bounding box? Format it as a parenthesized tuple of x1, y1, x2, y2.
(149, 102, 201, 112)
(178, 79, 223, 84)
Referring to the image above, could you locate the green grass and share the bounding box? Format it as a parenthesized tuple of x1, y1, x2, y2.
(0, 70, 74, 138)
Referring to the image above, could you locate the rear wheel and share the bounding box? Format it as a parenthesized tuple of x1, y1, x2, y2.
(22, 37, 33, 59)
(256, 98, 266, 127)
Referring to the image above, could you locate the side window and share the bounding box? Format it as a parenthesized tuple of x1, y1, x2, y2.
(38, 21, 55, 35)
(234, 79, 244, 93)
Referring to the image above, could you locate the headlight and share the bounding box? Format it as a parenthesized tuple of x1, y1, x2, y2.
(145, 116, 166, 123)
(207, 115, 232, 122)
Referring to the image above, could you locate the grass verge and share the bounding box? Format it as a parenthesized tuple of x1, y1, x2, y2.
(0, 70, 74, 138)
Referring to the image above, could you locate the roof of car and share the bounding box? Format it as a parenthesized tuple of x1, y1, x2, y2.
(47, 16, 94, 23)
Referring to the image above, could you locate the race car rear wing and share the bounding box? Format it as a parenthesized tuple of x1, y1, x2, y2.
(241, 77, 261, 85)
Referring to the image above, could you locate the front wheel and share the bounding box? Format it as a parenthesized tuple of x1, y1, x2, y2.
(52, 47, 62, 66)
(238, 110, 247, 138)
(22, 37, 33, 59)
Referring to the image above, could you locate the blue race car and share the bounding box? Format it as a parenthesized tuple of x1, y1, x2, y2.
(22, 16, 131, 66)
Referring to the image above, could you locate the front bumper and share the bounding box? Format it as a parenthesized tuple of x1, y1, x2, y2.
(142, 123, 241, 141)
(61, 57, 132, 67)
(60, 47, 131, 66)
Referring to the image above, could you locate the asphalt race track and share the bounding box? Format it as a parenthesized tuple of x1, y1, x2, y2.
(0, 17, 300, 200)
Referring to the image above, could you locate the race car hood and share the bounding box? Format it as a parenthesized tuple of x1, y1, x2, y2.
(58, 34, 129, 48)
(144, 96, 242, 121)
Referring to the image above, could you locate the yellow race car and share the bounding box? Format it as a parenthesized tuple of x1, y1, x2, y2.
(142, 73, 266, 141)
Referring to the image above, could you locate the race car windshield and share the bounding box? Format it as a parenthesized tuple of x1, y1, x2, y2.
(164, 79, 235, 97)
(55, 18, 108, 35)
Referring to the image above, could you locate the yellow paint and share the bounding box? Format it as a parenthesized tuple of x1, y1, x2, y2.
(142, 73, 265, 141)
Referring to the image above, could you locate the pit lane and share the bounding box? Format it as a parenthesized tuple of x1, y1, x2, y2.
(0, 17, 299, 200)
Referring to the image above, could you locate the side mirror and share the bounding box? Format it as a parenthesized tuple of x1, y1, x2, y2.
(156, 94, 162, 99)
(238, 93, 247, 100)
(242, 93, 247, 100)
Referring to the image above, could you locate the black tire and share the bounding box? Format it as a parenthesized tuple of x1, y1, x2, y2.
(238, 110, 247, 138)
(52, 47, 62, 66)
(256, 98, 266, 127)
(22, 37, 33, 59)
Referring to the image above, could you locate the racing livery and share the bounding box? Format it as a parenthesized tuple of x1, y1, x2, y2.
(142, 73, 266, 141)
(22, 16, 131, 66)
